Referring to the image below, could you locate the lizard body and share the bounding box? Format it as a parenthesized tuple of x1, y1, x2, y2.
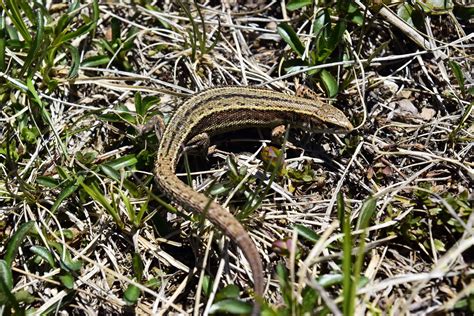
(154, 86, 353, 315)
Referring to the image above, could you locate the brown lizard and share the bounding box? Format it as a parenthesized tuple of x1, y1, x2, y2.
(154, 86, 353, 315)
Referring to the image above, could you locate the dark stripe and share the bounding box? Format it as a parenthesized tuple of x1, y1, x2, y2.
(173, 90, 302, 125)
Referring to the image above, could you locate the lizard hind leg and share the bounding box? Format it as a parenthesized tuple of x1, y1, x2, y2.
(183, 132, 211, 156)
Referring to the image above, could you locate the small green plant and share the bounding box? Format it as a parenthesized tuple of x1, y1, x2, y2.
(397, 0, 454, 28)
(0, 221, 82, 314)
(177, 0, 220, 62)
(208, 284, 253, 315)
(82, 16, 138, 71)
(1, 0, 98, 88)
(399, 185, 472, 254)
(0, 0, 98, 161)
(123, 252, 163, 305)
(267, 194, 375, 315)
(278, 1, 364, 97)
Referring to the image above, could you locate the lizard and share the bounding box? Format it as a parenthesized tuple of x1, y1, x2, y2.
(153, 86, 354, 315)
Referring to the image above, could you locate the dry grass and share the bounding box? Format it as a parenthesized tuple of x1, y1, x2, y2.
(0, 1, 472, 315)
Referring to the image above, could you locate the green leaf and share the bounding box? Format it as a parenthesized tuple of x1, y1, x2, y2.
(433, 238, 446, 252)
(397, 2, 415, 26)
(327, 20, 346, 54)
(21, 9, 44, 77)
(81, 55, 111, 67)
(51, 177, 83, 214)
(98, 105, 135, 124)
(0, 260, 13, 291)
(132, 253, 144, 280)
(276, 263, 292, 306)
(111, 17, 121, 42)
(119, 189, 135, 223)
(14, 290, 35, 304)
(294, 224, 319, 243)
(0, 16, 6, 72)
(313, 9, 329, 39)
(123, 26, 138, 51)
(0, 269, 18, 308)
(55, 14, 71, 35)
(5, 23, 19, 41)
(21, 126, 38, 144)
(134, 198, 149, 227)
(277, 23, 305, 57)
(36, 176, 60, 188)
(356, 196, 377, 230)
(61, 229, 74, 240)
(144, 277, 161, 289)
(65, 44, 80, 78)
(287, 0, 313, 11)
(26, 77, 67, 155)
(320, 70, 338, 97)
(417, 0, 453, 14)
(80, 181, 125, 229)
(209, 299, 252, 314)
(226, 155, 239, 179)
(301, 286, 318, 313)
(5, 221, 35, 267)
(282, 58, 309, 74)
(30, 246, 57, 268)
(52, 22, 95, 48)
(59, 248, 82, 272)
(202, 275, 213, 297)
(348, 3, 364, 26)
(141, 96, 160, 114)
(103, 154, 138, 170)
(76, 150, 98, 164)
(55, 166, 70, 180)
(100, 165, 139, 197)
(337, 191, 345, 231)
(216, 284, 240, 300)
(209, 183, 230, 196)
(91, 0, 100, 34)
(318, 274, 344, 287)
(449, 60, 465, 96)
(3, 0, 32, 43)
(134, 92, 143, 117)
(58, 273, 74, 289)
(124, 284, 140, 305)
(19, 1, 36, 24)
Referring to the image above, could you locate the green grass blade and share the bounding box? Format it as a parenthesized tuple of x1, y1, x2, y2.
(65, 44, 79, 78)
(51, 177, 82, 214)
(320, 69, 338, 97)
(277, 22, 305, 57)
(18, 1, 36, 24)
(287, 0, 313, 11)
(124, 283, 141, 305)
(80, 181, 125, 230)
(30, 246, 57, 268)
(20, 8, 44, 77)
(0, 259, 13, 291)
(0, 273, 20, 312)
(356, 196, 376, 230)
(4, 221, 35, 267)
(26, 77, 67, 155)
(0, 15, 6, 72)
(2, 0, 32, 42)
(449, 60, 466, 96)
(53, 22, 94, 48)
(340, 192, 354, 316)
